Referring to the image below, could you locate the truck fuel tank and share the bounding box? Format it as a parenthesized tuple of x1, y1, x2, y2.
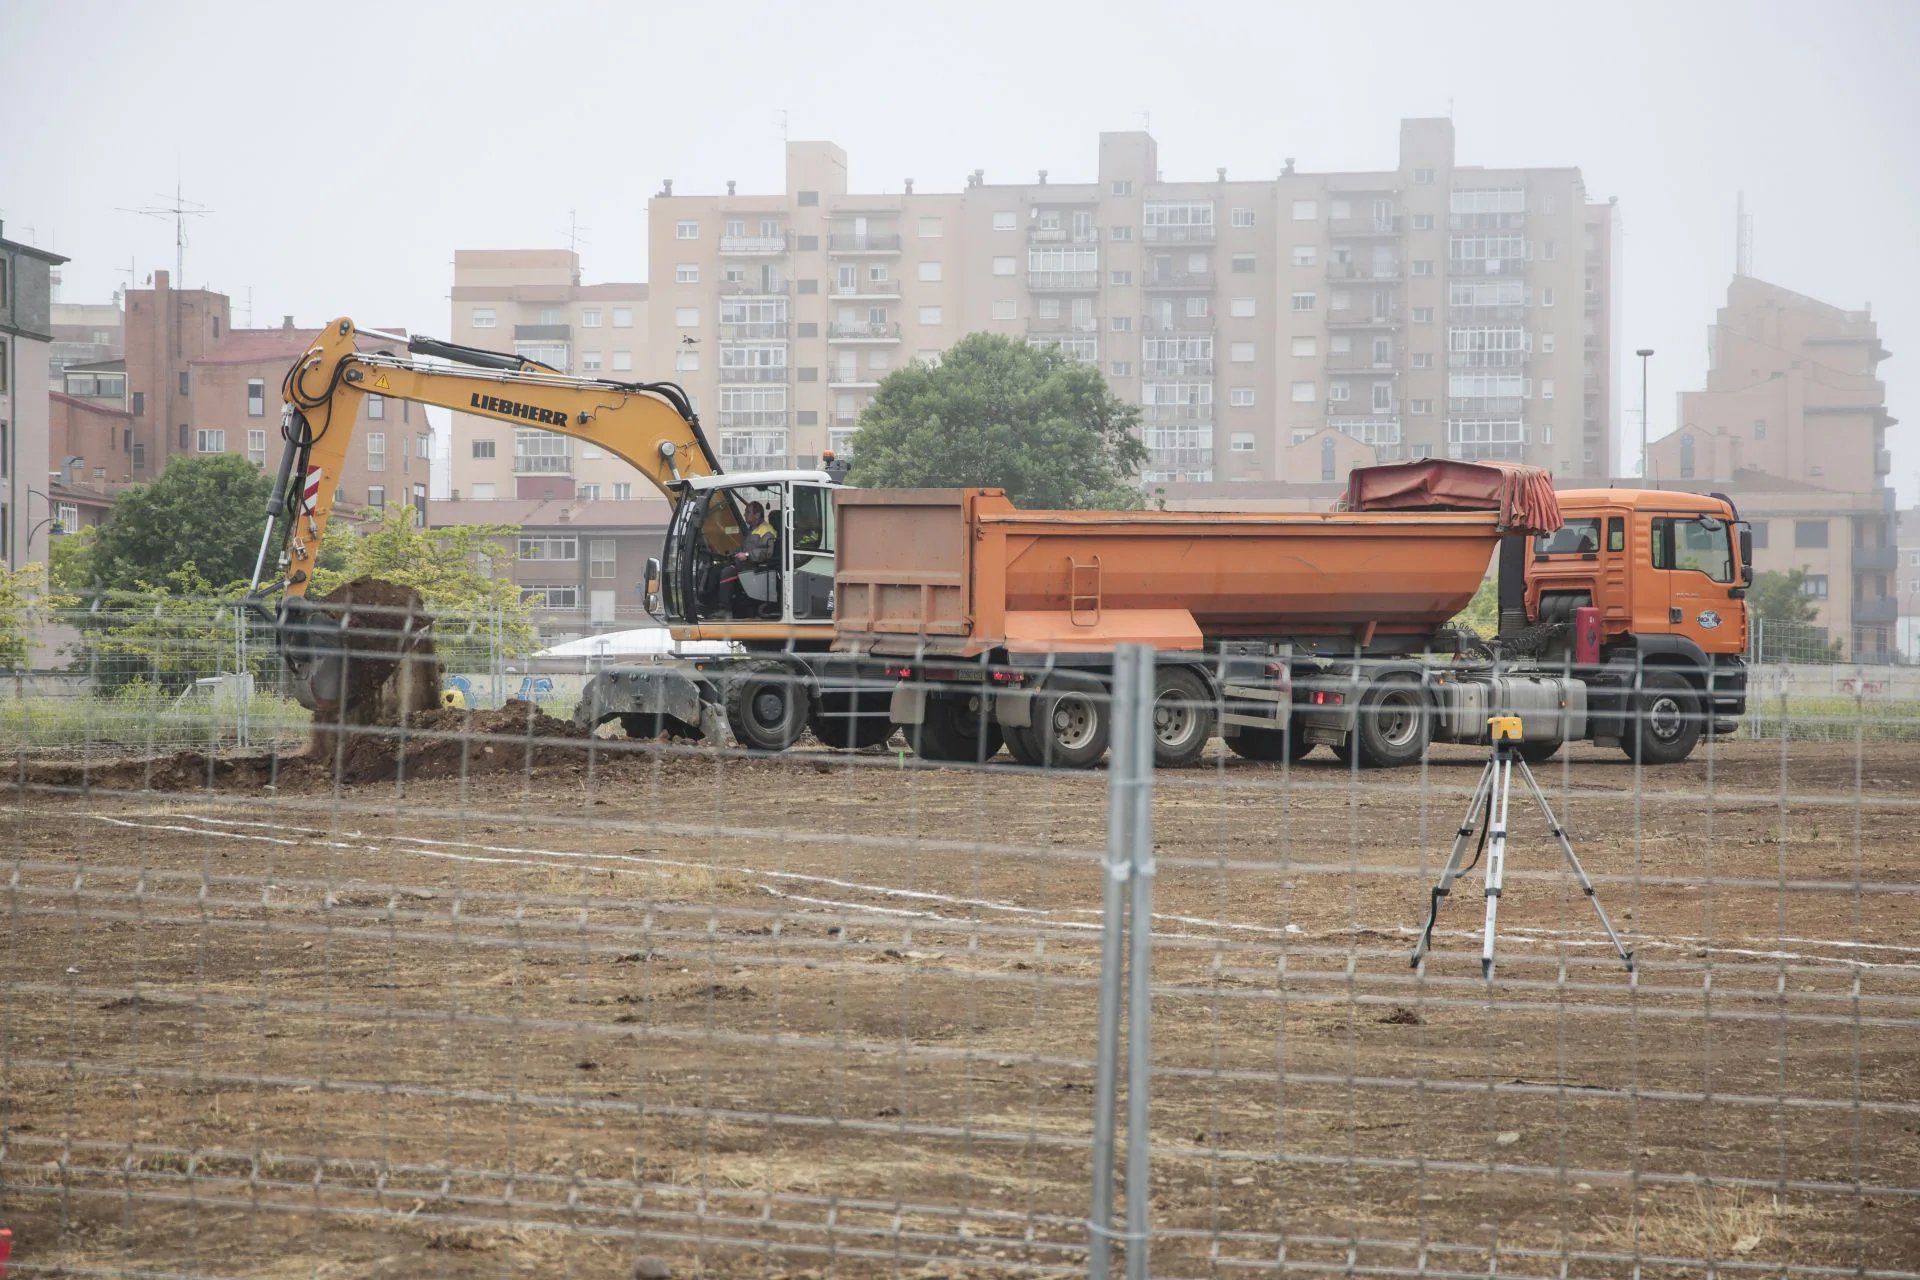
(1434, 675, 1588, 746)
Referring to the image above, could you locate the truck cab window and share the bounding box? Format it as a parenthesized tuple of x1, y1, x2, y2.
(1607, 517, 1625, 552)
(1652, 516, 1733, 582)
(1534, 518, 1601, 557)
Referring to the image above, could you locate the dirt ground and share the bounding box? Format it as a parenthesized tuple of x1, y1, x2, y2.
(4, 727, 1918, 1278)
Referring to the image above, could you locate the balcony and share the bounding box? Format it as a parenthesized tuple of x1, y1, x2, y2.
(719, 366, 790, 384)
(513, 452, 572, 476)
(827, 233, 902, 253)
(514, 323, 570, 341)
(1029, 225, 1101, 244)
(1142, 402, 1214, 423)
(1328, 352, 1398, 373)
(718, 411, 789, 429)
(1328, 399, 1398, 417)
(1853, 596, 1899, 625)
(1028, 271, 1102, 292)
(1449, 305, 1528, 324)
(1449, 257, 1529, 277)
(1142, 358, 1214, 377)
(827, 377, 882, 391)
(829, 321, 903, 341)
(1877, 447, 1893, 475)
(1448, 212, 1527, 231)
(1329, 416, 1404, 445)
(722, 453, 787, 472)
(719, 280, 788, 296)
(1327, 311, 1401, 329)
(1447, 351, 1528, 369)
(719, 233, 789, 255)
(1854, 545, 1898, 571)
(1450, 396, 1526, 414)
(1140, 313, 1215, 333)
(1327, 260, 1402, 282)
(1147, 446, 1214, 468)
(832, 280, 902, 299)
(1144, 268, 1215, 291)
(1329, 216, 1403, 237)
(1142, 224, 1216, 244)
(719, 322, 790, 340)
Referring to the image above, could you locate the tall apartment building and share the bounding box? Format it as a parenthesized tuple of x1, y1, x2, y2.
(645, 119, 1617, 499)
(445, 250, 650, 502)
(1, 229, 68, 568)
(1648, 275, 1898, 660)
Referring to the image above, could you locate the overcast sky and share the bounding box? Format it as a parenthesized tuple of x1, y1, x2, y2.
(4, 0, 1916, 500)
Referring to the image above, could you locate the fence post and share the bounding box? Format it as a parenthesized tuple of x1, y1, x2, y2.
(1087, 643, 1156, 1280)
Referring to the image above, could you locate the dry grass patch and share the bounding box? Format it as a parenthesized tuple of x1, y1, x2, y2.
(1595, 1185, 1816, 1263)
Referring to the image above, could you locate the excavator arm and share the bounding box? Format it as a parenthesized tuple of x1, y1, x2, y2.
(254, 317, 720, 601)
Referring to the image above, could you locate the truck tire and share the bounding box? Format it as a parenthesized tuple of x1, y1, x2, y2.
(1354, 676, 1430, 769)
(1151, 667, 1215, 769)
(1516, 739, 1563, 765)
(910, 693, 1005, 763)
(724, 659, 808, 753)
(1029, 673, 1109, 769)
(808, 691, 897, 751)
(1226, 717, 1311, 763)
(1623, 669, 1701, 766)
(1002, 720, 1044, 767)
(619, 711, 704, 742)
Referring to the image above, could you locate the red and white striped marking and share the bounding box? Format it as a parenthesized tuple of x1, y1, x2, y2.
(302, 466, 323, 512)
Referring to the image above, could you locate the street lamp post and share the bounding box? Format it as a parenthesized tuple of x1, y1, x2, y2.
(1635, 348, 1655, 480)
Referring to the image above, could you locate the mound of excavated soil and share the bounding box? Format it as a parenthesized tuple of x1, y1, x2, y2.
(22, 700, 605, 793)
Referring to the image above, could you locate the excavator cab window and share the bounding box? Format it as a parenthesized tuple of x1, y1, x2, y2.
(678, 482, 785, 621)
(789, 484, 836, 620)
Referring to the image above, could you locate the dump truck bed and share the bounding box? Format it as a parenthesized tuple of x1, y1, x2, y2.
(834, 466, 1556, 658)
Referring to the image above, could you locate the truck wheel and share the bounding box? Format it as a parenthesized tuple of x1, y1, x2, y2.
(1002, 719, 1044, 767)
(1030, 673, 1109, 769)
(724, 660, 807, 753)
(1624, 670, 1701, 765)
(1355, 677, 1430, 769)
(1151, 667, 1214, 768)
(619, 712, 704, 742)
(808, 693, 897, 751)
(910, 693, 1004, 763)
(1516, 739, 1563, 765)
(1226, 718, 1311, 763)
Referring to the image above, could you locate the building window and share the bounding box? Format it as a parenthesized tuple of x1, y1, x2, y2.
(1230, 388, 1255, 407)
(1102, 316, 1129, 334)
(1291, 336, 1317, 357)
(247, 378, 266, 416)
(1229, 254, 1256, 274)
(1110, 226, 1132, 242)
(1411, 399, 1433, 415)
(1412, 260, 1433, 276)
(1230, 342, 1255, 363)
(582, 308, 602, 327)
(1291, 381, 1316, 403)
(1413, 168, 1435, 183)
(1111, 361, 1132, 377)
(1541, 286, 1556, 307)
(1291, 201, 1317, 221)
(589, 539, 616, 578)
(797, 190, 819, 206)
(674, 263, 700, 284)
(1231, 208, 1255, 228)
(1540, 334, 1556, 354)
(918, 261, 943, 282)
(1186, 296, 1210, 318)
(366, 394, 385, 420)
(470, 483, 496, 500)
(1543, 241, 1557, 261)
(131, 390, 145, 417)
(132, 443, 145, 469)
(472, 439, 496, 459)
(1329, 382, 1351, 403)
(1290, 245, 1317, 268)
(246, 429, 267, 464)
(1228, 297, 1257, 319)
(580, 351, 602, 372)
(1111, 269, 1132, 286)
(993, 211, 1016, 231)
(1795, 520, 1828, 549)
(178, 371, 190, 397)
(674, 306, 699, 328)
(918, 216, 943, 238)
(1229, 432, 1255, 453)
(519, 535, 578, 561)
(1542, 378, 1555, 400)
(676, 349, 700, 372)
(363, 486, 383, 509)
(1321, 436, 1337, 481)
(1291, 292, 1316, 311)
(523, 584, 580, 609)
(991, 298, 1017, 321)
(196, 429, 224, 453)
(1112, 180, 1132, 196)
(918, 306, 942, 325)
(365, 432, 386, 472)
(1413, 214, 1434, 231)
(612, 307, 634, 328)
(1406, 352, 1430, 369)
(612, 351, 633, 371)
(472, 308, 496, 328)
(1753, 418, 1767, 439)
(1413, 306, 1434, 323)
(982, 255, 1014, 277)
(675, 220, 700, 239)
(1800, 574, 1829, 600)
(612, 483, 633, 500)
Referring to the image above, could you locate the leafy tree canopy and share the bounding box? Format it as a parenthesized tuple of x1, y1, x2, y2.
(88, 455, 273, 592)
(845, 333, 1148, 510)
(1747, 567, 1823, 626)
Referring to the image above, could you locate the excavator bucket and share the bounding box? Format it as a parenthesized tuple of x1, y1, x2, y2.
(279, 577, 442, 757)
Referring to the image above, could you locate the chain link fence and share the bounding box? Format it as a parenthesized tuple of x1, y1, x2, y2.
(4, 617, 1917, 1277)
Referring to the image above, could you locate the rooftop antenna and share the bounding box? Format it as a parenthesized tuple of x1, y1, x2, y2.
(777, 108, 788, 143)
(561, 208, 589, 280)
(1735, 191, 1753, 277)
(120, 179, 211, 287)
(1140, 108, 1151, 133)
(243, 285, 254, 328)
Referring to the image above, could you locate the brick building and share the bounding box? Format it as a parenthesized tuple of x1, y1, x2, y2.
(1647, 275, 1898, 660)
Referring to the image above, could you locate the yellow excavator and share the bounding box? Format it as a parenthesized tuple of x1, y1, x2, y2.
(249, 318, 893, 751)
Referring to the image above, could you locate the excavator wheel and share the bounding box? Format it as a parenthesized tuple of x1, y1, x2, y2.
(724, 658, 808, 754)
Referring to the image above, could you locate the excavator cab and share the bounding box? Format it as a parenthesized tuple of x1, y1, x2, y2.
(658, 472, 843, 631)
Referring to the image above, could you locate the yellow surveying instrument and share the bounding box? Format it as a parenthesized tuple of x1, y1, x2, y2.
(1411, 715, 1633, 979)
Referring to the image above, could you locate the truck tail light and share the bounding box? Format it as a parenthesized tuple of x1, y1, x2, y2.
(885, 665, 913, 679)
(1311, 690, 1345, 706)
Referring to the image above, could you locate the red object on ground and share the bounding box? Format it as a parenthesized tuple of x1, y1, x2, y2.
(1573, 605, 1603, 665)
(1344, 459, 1564, 535)
(1, 1226, 12, 1275)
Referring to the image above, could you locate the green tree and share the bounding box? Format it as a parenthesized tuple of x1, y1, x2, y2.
(1748, 566, 1842, 662)
(1748, 567, 1824, 626)
(1448, 575, 1499, 639)
(88, 454, 273, 591)
(86, 564, 255, 690)
(0, 562, 48, 668)
(846, 333, 1149, 509)
(307, 506, 535, 662)
(48, 525, 97, 592)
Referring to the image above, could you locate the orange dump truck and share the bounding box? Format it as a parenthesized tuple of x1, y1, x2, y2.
(833, 460, 1751, 768)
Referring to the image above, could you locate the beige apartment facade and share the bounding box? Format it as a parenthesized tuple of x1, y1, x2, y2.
(645, 119, 1618, 498)
(1646, 275, 1898, 660)
(445, 251, 651, 503)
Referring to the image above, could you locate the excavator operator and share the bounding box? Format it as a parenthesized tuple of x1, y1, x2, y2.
(720, 499, 781, 618)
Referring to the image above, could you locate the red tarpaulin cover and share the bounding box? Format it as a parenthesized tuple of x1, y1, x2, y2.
(1343, 459, 1563, 535)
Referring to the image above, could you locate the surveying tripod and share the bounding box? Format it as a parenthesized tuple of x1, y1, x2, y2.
(1410, 715, 1633, 979)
